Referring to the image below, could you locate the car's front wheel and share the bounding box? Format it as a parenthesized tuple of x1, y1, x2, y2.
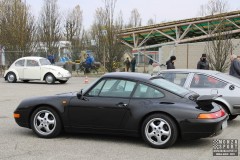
(142, 114, 178, 149)
(7, 72, 17, 83)
(31, 107, 62, 138)
(45, 74, 55, 84)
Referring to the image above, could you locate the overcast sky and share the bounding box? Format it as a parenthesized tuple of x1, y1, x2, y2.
(27, 0, 240, 29)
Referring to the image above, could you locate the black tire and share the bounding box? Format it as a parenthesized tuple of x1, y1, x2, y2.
(7, 72, 17, 83)
(45, 74, 55, 84)
(59, 80, 67, 84)
(229, 115, 238, 120)
(30, 107, 62, 138)
(22, 80, 29, 83)
(142, 114, 178, 149)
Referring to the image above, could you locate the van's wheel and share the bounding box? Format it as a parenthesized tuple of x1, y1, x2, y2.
(45, 74, 55, 84)
(30, 107, 62, 138)
(142, 114, 178, 149)
(7, 72, 17, 83)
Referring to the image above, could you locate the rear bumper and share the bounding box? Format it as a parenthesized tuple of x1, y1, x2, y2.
(181, 115, 228, 140)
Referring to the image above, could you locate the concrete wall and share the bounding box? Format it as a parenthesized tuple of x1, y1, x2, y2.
(160, 39, 240, 69)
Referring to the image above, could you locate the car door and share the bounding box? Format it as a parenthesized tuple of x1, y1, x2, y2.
(187, 73, 227, 96)
(68, 78, 136, 129)
(24, 59, 41, 80)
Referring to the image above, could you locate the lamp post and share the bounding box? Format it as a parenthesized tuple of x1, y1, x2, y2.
(101, 30, 107, 73)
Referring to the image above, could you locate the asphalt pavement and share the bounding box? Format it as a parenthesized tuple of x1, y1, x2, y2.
(0, 77, 239, 160)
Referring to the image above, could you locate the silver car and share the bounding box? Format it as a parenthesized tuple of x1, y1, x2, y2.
(159, 69, 240, 120)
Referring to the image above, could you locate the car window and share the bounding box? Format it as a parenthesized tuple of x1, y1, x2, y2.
(40, 58, 51, 65)
(98, 79, 136, 98)
(15, 59, 25, 67)
(190, 74, 227, 88)
(160, 73, 188, 86)
(133, 83, 164, 98)
(151, 78, 190, 96)
(87, 80, 105, 96)
(26, 60, 39, 67)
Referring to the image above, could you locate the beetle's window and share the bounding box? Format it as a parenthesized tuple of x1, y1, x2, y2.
(99, 79, 136, 98)
(39, 58, 51, 65)
(15, 59, 25, 67)
(133, 84, 164, 98)
(190, 74, 227, 88)
(26, 60, 39, 67)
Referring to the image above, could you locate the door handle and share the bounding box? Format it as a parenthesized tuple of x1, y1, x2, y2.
(159, 102, 174, 104)
(116, 102, 128, 107)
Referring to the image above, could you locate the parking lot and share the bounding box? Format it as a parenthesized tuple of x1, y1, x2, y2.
(0, 77, 239, 160)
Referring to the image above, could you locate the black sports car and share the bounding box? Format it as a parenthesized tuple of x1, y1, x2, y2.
(14, 72, 228, 148)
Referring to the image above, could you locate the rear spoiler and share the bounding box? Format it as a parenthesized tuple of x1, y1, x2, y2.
(196, 95, 217, 107)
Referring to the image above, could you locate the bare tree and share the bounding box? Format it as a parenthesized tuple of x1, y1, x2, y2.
(64, 5, 83, 41)
(64, 5, 84, 61)
(0, 0, 35, 64)
(127, 8, 141, 28)
(147, 18, 155, 25)
(200, 0, 232, 72)
(199, 0, 229, 16)
(37, 0, 61, 57)
(90, 0, 128, 72)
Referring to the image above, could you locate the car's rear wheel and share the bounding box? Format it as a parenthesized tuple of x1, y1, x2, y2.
(7, 72, 17, 83)
(31, 107, 62, 138)
(229, 115, 238, 120)
(59, 80, 67, 84)
(45, 74, 55, 84)
(215, 102, 238, 121)
(142, 114, 178, 149)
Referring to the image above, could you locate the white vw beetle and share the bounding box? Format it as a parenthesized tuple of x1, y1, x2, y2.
(4, 56, 71, 84)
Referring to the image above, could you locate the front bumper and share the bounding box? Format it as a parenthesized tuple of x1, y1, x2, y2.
(14, 109, 31, 129)
(180, 114, 228, 140)
(55, 72, 71, 81)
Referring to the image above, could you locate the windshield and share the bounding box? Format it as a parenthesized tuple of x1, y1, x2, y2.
(217, 73, 240, 86)
(82, 78, 99, 93)
(39, 58, 51, 66)
(151, 78, 190, 96)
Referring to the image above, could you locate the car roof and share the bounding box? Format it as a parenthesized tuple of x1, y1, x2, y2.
(102, 72, 152, 82)
(17, 56, 46, 61)
(160, 69, 220, 75)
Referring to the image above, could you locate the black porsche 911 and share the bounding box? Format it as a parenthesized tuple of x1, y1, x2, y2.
(14, 72, 228, 148)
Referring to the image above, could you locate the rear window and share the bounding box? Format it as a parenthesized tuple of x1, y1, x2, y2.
(151, 78, 190, 96)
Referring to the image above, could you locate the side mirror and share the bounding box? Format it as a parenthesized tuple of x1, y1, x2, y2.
(77, 89, 83, 99)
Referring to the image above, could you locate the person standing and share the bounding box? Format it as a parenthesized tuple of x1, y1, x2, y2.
(85, 54, 93, 73)
(197, 54, 209, 70)
(130, 56, 136, 72)
(148, 55, 153, 65)
(229, 54, 240, 79)
(166, 55, 176, 69)
(148, 55, 154, 74)
(124, 57, 130, 72)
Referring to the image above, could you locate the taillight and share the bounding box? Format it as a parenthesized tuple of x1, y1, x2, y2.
(197, 109, 226, 119)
